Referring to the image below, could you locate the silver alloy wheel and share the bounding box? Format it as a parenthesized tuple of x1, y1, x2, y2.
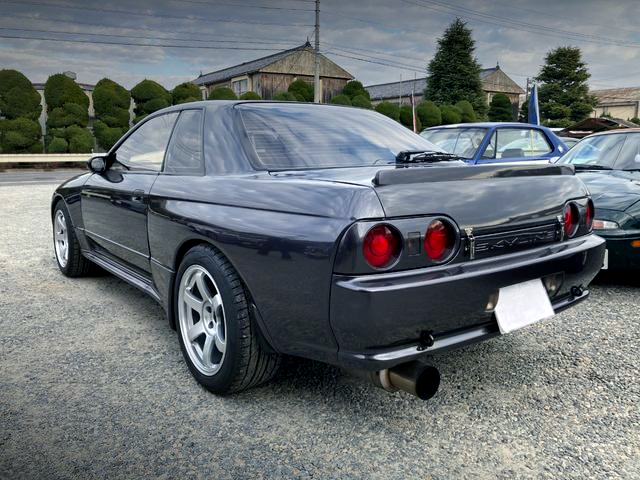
(54, 209, 69, 268)
(178, 265, 227, 376)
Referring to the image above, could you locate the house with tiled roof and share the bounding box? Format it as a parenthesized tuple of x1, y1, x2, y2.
(365, 66, 524, 110)
(193, 42, 353, 102)
(591, 87, 640, 120)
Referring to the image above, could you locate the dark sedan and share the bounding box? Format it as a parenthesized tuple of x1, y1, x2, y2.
(558, 129, 640, 269)
(421, 122, 568, 164)
(52, 101, 604, 400)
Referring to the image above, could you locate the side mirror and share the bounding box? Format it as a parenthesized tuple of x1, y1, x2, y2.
(88, 155, 107, 173)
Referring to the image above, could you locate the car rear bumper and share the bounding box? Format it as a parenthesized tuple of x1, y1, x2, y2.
(330, 234, 605, 370)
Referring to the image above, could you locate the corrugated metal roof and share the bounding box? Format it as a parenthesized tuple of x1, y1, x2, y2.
(193, 43, 313, 86)
(591, 87, 640, 103)
(365, 68, 506, 101)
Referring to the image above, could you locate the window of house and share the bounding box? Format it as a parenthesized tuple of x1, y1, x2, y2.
(114, 112, 179, 171)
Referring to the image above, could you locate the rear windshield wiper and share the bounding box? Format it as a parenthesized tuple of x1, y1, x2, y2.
(396, 150, 462, 163)
(572, 164, 613, 170)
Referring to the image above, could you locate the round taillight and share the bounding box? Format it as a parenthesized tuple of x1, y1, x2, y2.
(424, 219, 455, 261)
(363, 225, 401, 268)
(585, 199, 594, 231)
(563, 202, 579, 238)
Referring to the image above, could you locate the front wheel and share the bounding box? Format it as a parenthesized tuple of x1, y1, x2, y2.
(175, 244, 280, 394)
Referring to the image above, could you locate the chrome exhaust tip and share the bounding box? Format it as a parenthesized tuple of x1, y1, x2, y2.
(363, 362, 440, 400)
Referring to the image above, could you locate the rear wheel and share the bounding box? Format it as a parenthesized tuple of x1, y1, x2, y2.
(52, 201, 92, 277)
(175, 244, 280, 394)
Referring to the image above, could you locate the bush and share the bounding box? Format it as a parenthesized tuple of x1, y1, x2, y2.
(342, 80, 370, 101)
(440, 104, 462, 124)
(351, 94, 371, 109)
(172, 82, 202, 105)
(207, 87, 237, 100)
(239, 91, 261, 100)
(0, 117, 42, 153)
(131, 80, 172, 119)
(330, 94, 352, 106)
(67, 127, 94, 153)
(488, 93, 514, 122)
(375, 102, 400, 121)
(399, 105, 422, 131)
(288, 80, 313, 102)
(416, 101, 441, 127)
(94, 120, 126, 152)
(47, 137, 68, 153)
(629, 117, 640, 125)
(455, 100, 477, 122)
(47, 103, 89, 129)
(0, 84, 42, 120)
(44, 73, 89, 110)
(273, 91, 298, 101)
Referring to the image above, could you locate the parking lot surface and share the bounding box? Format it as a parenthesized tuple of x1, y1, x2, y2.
(1, 178, 638, 479)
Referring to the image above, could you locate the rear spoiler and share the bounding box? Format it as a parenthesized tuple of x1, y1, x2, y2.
(373, 163, 575, 187)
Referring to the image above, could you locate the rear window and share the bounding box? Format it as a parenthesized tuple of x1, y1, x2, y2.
(237, 103, 442, 170)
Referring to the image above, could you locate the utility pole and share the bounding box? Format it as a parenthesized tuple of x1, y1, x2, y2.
(313, 0, 321, 103)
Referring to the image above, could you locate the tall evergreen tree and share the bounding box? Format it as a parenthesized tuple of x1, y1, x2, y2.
(424, 19, 487, 118)
(488, 93, 515, 121)
(536, 46, 597, 127)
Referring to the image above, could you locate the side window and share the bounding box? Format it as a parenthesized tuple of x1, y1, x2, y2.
(115, 112, 179, 171)
(612, 135, 639, 170)
(486, 128, 553, 159)
(481, 132, 497, 159)
(164, 110, 204, 175)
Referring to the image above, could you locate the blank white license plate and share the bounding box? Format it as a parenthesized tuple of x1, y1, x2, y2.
(602, 249, 608, 270)
(494, 279, 555, 334)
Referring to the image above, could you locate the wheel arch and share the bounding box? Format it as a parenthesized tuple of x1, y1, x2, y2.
(167, 239, 279, 354)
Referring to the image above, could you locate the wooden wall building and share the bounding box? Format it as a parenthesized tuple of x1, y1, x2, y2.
(193, 42, 353, 102)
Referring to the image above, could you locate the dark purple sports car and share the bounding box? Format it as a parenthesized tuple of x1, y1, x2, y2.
(52, 101, 605, 400)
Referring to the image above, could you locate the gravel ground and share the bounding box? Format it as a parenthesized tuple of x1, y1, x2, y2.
(1, 182, 638, 479)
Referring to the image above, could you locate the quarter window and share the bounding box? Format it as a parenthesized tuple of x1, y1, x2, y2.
(164, 110, 204, 175)
(115, 112, 179, 171)
(482, 128, 553, 159)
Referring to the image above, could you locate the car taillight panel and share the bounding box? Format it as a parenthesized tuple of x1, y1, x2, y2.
(424, 219, 456, 262)
(362, 224, 402, 269)
(563, 202, 579, 238)
(585, 199, 594, 232)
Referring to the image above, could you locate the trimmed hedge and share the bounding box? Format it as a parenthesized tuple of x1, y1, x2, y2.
(207, 87, 237, 100)
(172, 82, 202, 105)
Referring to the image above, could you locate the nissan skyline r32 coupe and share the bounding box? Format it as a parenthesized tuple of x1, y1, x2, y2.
(52, 101, 605, 400)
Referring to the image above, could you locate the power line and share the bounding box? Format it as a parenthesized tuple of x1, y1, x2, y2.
(323, 50, 425, 74)
(0, 0, 314, 28)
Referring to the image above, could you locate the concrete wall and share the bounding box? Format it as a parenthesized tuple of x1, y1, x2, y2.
(0, 154, 91, 164)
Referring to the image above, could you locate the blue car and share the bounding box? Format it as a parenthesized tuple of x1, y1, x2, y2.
(421, 122, 568, 165)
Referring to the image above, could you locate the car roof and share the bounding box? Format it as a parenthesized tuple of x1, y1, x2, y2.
(582, 128, 640, 138)
(424, 122, 548, 130)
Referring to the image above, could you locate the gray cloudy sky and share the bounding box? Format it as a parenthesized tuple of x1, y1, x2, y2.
(1, 0, 639, 92)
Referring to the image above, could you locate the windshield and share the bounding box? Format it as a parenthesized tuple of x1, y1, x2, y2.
(559, 133, 627, 168)
(420, 127, 487, 159)
(237, 103, 443, 170)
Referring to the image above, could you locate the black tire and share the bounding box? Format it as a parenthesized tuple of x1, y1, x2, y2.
(52, 201, 92, 277)
(174, 244, 281, 394)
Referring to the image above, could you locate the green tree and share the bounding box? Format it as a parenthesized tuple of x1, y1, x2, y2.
(47, 136, 68, 153)
(93, 78, 130, 149)
(287, 79, 313, 102)
(239, 91, 261, 100)
(330, 94, 352, 106)
(399, 105, 422, 131)
(440, 104, 462, 124)
(44, 73, 92, 152)
(351, 94, 372, 109)
(207, 87, 237, 100)
(172, 82, 201, 105)
(0, 117, 42, 153)
(416, 101, 441, 127)
(131, 79, 172, 122)
(536, 46, 598, 127)
(342, 80, 370, 101)
(424, 18, 487, 118)
(0, 69, 42, 121)
(488, 93, 514, 121)
(455, 100, 476, 122)
(375, 101, 400, 121)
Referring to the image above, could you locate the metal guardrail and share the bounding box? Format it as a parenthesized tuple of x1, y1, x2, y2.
(0, 154, 91, 169)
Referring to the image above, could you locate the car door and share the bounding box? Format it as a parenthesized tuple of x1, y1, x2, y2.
(478, 127, 554, 164)
(81, 112, 179, 273)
